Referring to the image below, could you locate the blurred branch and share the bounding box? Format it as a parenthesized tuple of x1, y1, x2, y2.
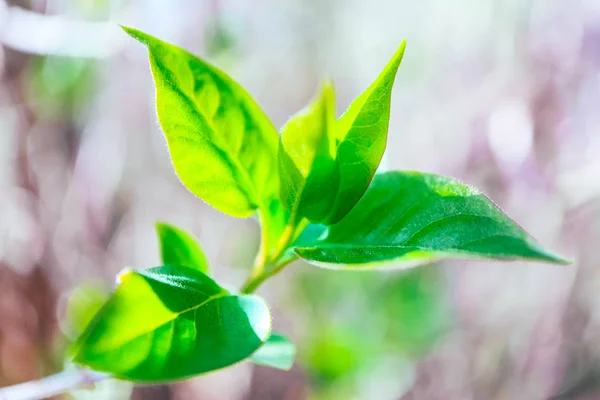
(0, 369, 109, 400)
(0, 1, 127, 57)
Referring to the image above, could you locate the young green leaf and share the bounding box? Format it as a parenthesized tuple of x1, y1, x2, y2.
(295, 171, 569, 268)
(71, 265, 271, 381)
(324, 41, 406, 224)
(259, 196, 295, 260)
(122, 27, 278, 218)
(250, 333, 296, 371)
(277, 42, 406, 226)
(279, 81, 339, 223)
(156, 222, 209, 273)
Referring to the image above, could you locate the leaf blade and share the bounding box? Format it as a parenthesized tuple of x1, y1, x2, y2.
(71, 265, 271, 381)
(279, 81, 339, 223)
(122, 26, 278, 218)
(156, 222, 209, 273)
(295, 171, 569, 268)
(324, 41, 406, 224)
(250, 333, 296, 371)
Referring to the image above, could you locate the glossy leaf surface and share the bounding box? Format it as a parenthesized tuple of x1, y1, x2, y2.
(123, 27, 278, 218)
(250, 333, 296, 371)
(279, 82, 338, 223)
(296, 171, 568, 268)
(324, 41, 406, 224)
(72, 265, 271, 381)
(156, 222, 209, 273)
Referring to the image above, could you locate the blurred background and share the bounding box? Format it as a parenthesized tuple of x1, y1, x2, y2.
(1, 0, 599, 399)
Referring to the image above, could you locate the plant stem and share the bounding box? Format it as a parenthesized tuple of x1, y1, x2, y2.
(240, 256, 297, 294)
(240, 266, 272, 294)
(254, 206, 272, 272)
(0, 369, 109, 400)
(241, 217, 301, 294)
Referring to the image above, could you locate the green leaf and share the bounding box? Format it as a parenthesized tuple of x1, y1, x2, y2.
(260, 196, 291, 257)
(279, 81, 338, 223)
(63, 282, 110, 339)
(156, 222, 209, 273)
(324, 41, 406, 224)
(277, 42, 406, 226)
(71, 265, 271, 381)
(295, 171, 569, 268)
(250, 333, 296, 370)
(122, 26, 278, 218)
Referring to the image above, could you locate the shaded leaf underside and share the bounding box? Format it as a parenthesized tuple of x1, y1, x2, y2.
(250, 333, 296, 370)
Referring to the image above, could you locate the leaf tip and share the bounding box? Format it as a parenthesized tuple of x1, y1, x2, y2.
(539, 251, 573, 266)
(116, 267, 134, 284)
(120, 25, 151, 47)
(526, 238, 572, 265)
(390, 39, 407, 68)
(119, 24, 135, 36)
(155, 221, 168, 233)
(320, 79, 336, 111)
(320, 77, 335, 95)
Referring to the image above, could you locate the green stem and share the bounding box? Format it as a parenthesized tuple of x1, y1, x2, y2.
(253, 206, 271, 271)
(241, 215, 301, 294)
(241, 256, 297, 294)
(270, 222, 296, 261)
(240, 266, 272, 294)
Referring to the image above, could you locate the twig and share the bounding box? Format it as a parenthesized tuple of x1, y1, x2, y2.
(0, 369, 109, 400)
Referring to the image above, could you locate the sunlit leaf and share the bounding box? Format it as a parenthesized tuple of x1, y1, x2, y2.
(122, 27, 278, 218)
(71, 265, 271, 381)
(250, 333, 296, 370)
(156, 222, 209, 273)
(277, 43, 406, 226)
(279, 81, 338, 223)
(259, 196, 291, 259)
(296, 171, 568, 268)
(324, 41, 406, 224)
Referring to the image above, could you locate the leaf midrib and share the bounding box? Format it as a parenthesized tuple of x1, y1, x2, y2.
(91, 288, 229, 354)
(150, 51, 262, 207)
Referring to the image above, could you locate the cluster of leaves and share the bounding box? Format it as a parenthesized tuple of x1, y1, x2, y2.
(69, 26, 567, 383)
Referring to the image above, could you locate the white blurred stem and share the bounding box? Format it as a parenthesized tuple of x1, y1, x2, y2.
(0, 369, 109, 400)
(0, 1, 127, 57)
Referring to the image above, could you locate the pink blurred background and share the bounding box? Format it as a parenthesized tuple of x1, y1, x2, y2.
(1, 0, 600, 399)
